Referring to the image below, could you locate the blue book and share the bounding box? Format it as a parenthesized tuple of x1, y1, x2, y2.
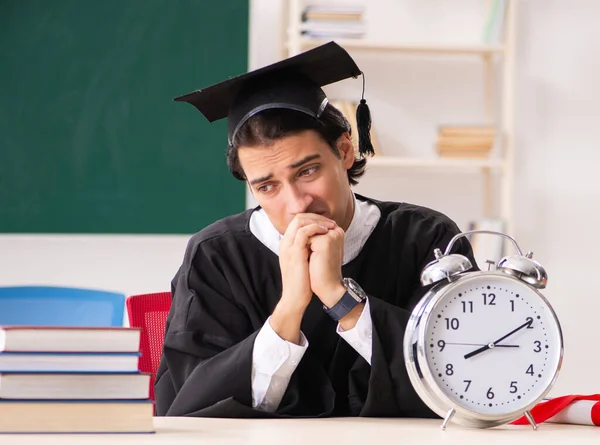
(0, 372, 151, 400)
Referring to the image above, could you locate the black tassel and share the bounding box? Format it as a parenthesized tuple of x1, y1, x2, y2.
(356, 98, 375, 157)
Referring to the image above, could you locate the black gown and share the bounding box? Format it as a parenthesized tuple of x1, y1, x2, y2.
(155, 194, 475, 418)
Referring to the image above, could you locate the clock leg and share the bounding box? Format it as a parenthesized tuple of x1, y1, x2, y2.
(524, 410, 538, 430)
(440, 408, 456, 430)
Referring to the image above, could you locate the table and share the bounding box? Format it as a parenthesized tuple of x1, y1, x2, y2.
(6, 416, 599, 444)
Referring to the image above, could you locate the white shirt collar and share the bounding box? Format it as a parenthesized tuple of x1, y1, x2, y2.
(249, 194, 381, 265)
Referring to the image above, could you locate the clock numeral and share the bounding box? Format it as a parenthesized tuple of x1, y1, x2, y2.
(486, 387, 495, 399)
(526, 317, 534, 329)
(445, 318, 460, 330)
(482, 293, 496, 305)
(437, 340, 446, 352)
(533, 341, 542, 353)
(463, 380, 472, 392)
(510, 300, 515, 312)
(461, 300, 474, 313)
(526, 364, 534, 376)
(510, 381, 518, 393)
(445, 364, 454, 376)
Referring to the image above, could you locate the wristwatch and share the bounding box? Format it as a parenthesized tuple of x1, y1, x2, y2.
(323, 277, 367, 321)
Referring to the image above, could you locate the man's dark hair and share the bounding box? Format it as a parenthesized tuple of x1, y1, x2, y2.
(227, 103, 367, 186)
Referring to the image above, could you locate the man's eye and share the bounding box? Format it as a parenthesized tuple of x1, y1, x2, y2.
(257, 183, 274, 193)
(299, 166, 318, 177)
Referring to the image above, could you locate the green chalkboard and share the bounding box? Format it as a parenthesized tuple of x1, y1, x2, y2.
(0, 0, 248, 233)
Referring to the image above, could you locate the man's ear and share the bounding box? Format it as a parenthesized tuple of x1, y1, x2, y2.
(337, 133, 355, 169)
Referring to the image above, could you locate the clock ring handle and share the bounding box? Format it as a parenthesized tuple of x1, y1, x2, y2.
(443, 230, 547, 289)
(443, 230, 523, 257)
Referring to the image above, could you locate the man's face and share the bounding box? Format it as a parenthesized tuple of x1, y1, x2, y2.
(238, 129, 355, 234)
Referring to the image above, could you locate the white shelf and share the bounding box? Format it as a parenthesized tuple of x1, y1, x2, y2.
(297, 38, 505, 56)
(367, 156, 504, 169)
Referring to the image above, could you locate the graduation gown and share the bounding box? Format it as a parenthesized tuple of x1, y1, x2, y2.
(155, 195, 475, 418)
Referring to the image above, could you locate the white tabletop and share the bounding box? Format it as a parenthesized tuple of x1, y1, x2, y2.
(5, 416, 599, 444)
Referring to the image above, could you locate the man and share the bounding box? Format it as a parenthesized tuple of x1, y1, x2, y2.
(155, 42, 474, 418)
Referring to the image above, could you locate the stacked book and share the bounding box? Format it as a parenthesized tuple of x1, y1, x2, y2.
(0, 326, 154, 433)
(436, 125, 496, 159)
(301, 5, 366, 39)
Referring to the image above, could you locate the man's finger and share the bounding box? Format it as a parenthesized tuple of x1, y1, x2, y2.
(281, 214, 335, 248)
(293, 223, 330, 249)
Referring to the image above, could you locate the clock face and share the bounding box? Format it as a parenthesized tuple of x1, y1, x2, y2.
(423, 273, 563, 416)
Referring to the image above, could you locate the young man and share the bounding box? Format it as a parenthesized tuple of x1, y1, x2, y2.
(155, 42, 474, 418)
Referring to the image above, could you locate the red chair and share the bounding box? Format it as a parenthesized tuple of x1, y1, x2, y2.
(126, 292, 172, 404)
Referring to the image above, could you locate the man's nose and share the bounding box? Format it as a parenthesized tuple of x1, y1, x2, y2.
(285, 185, 314, 215)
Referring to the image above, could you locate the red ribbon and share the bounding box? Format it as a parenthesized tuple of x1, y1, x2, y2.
(510, 394, 600, 426)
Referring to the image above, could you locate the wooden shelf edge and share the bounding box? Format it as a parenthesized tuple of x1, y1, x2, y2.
(366, 156, 504, 168)
(296, 38, 505, 55)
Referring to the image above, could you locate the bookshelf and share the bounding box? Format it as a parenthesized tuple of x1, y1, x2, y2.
(284, 0, 517, 234)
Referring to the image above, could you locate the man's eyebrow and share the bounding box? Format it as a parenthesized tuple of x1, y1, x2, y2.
(289, 154, 321, 169)
(249, 154, 322, 186)
(249, 173, 273, 186)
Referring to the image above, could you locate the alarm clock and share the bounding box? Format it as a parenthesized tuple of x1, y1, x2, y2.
(404, 230, 563, 430)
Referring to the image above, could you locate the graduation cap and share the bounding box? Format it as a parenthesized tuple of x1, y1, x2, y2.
(174, 41, 375, 157)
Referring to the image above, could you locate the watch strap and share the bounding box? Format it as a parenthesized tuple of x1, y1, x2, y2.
(324, 291, 362, 321)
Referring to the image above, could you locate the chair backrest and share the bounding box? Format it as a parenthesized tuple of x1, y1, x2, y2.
(0, 286, 125, 327)
(126, 292, 172, 402)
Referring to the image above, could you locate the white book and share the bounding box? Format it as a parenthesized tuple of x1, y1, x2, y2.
(304, 6, 365, 15)
(0, 326, 141, 352)
(0, 352, 140, 372)
(0, 372, 150, 399)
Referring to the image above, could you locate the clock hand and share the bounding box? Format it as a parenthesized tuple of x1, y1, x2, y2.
(444, 342, 519, 347)
(464, 318, 533, 359)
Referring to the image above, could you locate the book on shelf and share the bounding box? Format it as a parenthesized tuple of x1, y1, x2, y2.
(0, 326, 141, 352)
(436, 125, 495, 159)
(467, 218, 506, 269)
(300, 21, 366, 39)
(0, 400, 154, 433)
(0, 372, 151, 399)
(436, 136, 495, 148)
(438, 125, 496, 138)
(436, 150, 491, 159)
(302, 5, 364, 22)
(0, 351, 140, 372)
(301, 4, 365, 39)
(330, 99, 381, 156)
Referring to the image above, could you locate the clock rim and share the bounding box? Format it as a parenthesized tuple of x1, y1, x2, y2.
(403, 271, 564, 428)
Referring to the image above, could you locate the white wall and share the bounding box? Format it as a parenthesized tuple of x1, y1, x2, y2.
(0, 235, 188, 297)
(246, 0, 600, 397)
(1, 0, 598, 398)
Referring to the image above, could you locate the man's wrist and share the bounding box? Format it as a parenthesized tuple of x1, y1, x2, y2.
(338, 301, 365, 331)
(270, 299, 306, 345)
(323, 278, 367, 322)
(319, 284, 347, 309)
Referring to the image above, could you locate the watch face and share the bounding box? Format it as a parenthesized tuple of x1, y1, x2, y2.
(423, 273, 563, 417)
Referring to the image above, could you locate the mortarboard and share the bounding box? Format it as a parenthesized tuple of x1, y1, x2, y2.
(174, 41, 374, 156)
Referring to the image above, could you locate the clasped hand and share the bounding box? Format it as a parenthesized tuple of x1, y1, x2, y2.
(278, 213, 346, 312)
